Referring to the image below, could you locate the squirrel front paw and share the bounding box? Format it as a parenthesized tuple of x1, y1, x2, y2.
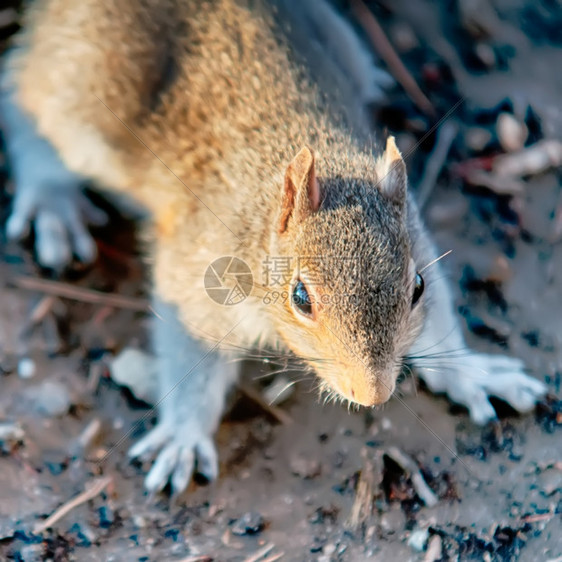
(7, 180, 107, 270)
(1, 85, 107, 270)
(128, 418, 218, 494)
(419, 353, 547, 425)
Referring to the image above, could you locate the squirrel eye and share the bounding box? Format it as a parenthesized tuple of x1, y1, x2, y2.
(292, 279, 313, 317)
(412, 272, 424, 307)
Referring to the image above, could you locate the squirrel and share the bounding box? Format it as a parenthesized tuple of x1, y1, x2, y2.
(0, 0, 547, 494)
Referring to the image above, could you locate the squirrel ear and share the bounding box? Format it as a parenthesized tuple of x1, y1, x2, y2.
(378, 136, 407, 206)
(278, 146, 321, 234)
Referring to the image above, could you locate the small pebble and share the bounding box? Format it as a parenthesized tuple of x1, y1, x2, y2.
(381, 418, 392, 431)
(0, 422, 25, 442)
(290, 455, 322, 479)
(0, 355, 16, 375)
(497, 112, 528, 153)
(310, 536, 326, 553)
(487, 255, 512, 283)
(98, 505, 115, 529)
(474, 42, 496, 69)
(110, 348, 159, 403)
(308, 505, 339, 524)
(231, 511, 265, 536)
(389, 22, 419, 52)
(464, 127, 493, 152)
(380, 505, 407, 532)
(92, 447, 109, 461)
(20, 543, 45, 562)
(424, 534, 443, 562)
(408, 527, 429, 552)
(538, 470, 562, 496)
(18, 357, 36, 379)
(69, 522, 97, 547)
(29, 380, 71, 417)
(283, 494, 294, 505)
(43, 449, 67, 475)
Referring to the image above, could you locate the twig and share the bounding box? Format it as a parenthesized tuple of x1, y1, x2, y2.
(347, 464, 374, 530)
(417, 120, 459, 210)
(19, 295, 59, 343)
(91, 305, 116, 326)
(347, 450, 383, 530)
(520, 512, 555, 523)
(244, 543, 275, 562)
(351, 0, 436, 116)
(87, 362, 105, 392)
(262, 554, 284, 562)
(29, 295, 58, 325)
(386, 447, 438, 507)
(33, 476, 112, 534)
(238, 384, 293, 425)
(72, 418, 102, 456)
(11, 276, 150, 312)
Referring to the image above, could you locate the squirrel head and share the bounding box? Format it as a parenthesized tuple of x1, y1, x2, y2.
(267, 137, 426, 407)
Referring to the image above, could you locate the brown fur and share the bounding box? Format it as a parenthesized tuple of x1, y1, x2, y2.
(8, 0, 426, 406)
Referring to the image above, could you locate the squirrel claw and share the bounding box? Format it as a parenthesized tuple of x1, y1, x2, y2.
(129, 421, 218, 495)
(128, 422, 170, 461)
(144, 441, 193, 494)
(466, 398, 498, 426)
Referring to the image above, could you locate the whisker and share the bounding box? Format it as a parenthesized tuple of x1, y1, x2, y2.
(414, 361, 501, 381)
(268, 377, 307, 405)
(251, 365, 315, 382)
(419, 249, 453, 273)
(401, 363, 418, 397)
(405, 348, 474, 361)
(406, 325, 460, 357)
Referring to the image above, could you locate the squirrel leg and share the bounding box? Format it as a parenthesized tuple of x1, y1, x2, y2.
(0, 63, 107, 270)
(410, 263, 547, 425)
(128, 298, 239, 494)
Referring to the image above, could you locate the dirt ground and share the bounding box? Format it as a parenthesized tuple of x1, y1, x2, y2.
(1, 1, 562, 561)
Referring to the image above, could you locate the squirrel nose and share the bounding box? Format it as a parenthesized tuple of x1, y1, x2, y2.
(350, 377, 394, 407)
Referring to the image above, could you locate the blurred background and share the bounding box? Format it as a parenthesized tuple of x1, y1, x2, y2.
(0, 1, 561, 560)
